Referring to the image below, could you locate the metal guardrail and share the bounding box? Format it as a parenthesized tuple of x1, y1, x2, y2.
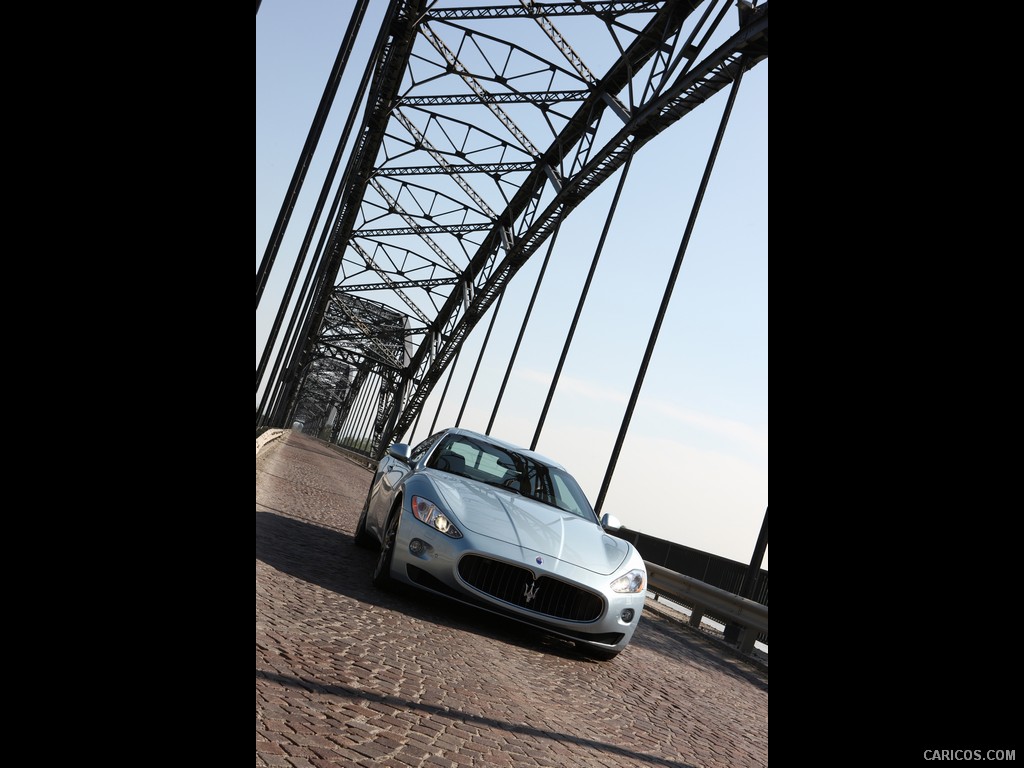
(645, 561, 769, 654)
(607, 527, 767, 610)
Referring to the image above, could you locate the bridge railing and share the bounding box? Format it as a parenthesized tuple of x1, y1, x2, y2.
(608, 526, 768, 651)
(644, 561, 768, 654)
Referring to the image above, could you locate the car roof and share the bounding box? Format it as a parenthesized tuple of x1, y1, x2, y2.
(441, 427, 567, 471)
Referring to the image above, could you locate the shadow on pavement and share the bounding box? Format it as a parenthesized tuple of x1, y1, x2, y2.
(257, 668, 697, 768)
(256, 509, 593, 661)
(629, 606, 769, 691)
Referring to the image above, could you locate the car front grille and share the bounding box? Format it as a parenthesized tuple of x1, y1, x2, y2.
(458, 554, 604, 622)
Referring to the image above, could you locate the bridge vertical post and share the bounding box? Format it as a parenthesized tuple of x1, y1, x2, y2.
(724, 506, 768, 644)
(256, 0, 372, 310)
(595, 60, 747, 514)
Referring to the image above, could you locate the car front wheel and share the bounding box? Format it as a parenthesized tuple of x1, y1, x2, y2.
(353, 487, 375, 549)
(372, 507, 400, 589)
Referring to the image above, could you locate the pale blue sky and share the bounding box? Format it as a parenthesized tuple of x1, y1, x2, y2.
(257, 0, 767, 570)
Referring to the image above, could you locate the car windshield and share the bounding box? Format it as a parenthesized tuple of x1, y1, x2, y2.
(429, 435, 598, 522)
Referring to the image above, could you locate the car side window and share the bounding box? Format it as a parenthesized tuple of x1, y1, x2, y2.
(550, 474, 584, 516)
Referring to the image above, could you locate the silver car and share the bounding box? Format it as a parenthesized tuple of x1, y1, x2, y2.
(354, 427, 647, 660)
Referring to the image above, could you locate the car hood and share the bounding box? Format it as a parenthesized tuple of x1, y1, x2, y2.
(428, 473, 631, 576)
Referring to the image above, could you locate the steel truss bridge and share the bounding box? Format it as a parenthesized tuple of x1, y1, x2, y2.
(256, 0, 767, 509)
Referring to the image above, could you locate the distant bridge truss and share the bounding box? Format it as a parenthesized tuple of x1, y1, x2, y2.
(257, 0, 768, 467)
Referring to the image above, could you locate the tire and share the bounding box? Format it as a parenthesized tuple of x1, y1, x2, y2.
(372, 506, 401, 589)
(353, 486, 375, 549)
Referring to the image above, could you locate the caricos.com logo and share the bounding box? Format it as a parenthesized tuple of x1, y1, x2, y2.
(923, 750, 1015, 761)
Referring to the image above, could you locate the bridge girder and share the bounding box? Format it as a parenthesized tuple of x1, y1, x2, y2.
(289, 0, 768, 451)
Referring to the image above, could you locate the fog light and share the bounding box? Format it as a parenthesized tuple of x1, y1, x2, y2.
(409, 538, 425, 555)
(621, 609, 635, 622)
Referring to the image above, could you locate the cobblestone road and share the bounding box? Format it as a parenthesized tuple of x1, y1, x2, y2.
(256, 430, 768, 767)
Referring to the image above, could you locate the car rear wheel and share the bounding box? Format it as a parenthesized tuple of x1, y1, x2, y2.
(372, 507, 400, 589)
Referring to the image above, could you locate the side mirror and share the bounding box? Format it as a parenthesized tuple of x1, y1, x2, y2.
(387, 443, 411, 462)
(601, 513, 623, 530)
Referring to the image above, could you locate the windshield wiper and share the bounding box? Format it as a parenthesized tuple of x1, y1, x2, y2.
(482, 478, 523, 495)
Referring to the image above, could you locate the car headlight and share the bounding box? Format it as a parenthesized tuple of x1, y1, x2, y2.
(411, 495, 462, 538)
(610, 569, 646, 593)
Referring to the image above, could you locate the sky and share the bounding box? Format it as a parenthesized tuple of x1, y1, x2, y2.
(257, 0, 767, 570)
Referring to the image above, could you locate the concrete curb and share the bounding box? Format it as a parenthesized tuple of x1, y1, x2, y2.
(256, 428, 285, 456)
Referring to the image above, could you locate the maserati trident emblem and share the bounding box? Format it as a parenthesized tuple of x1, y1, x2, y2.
(524, 580, 540, 604)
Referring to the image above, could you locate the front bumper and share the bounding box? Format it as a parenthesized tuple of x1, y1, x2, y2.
(389, 509, 645, 653)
